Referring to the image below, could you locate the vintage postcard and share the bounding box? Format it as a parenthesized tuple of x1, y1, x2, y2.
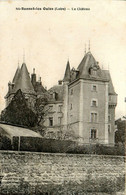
(0, 0, 125, 194)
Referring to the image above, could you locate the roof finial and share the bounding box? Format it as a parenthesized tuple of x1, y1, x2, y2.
(85, 44, 87, 54)
(88, 40, 90, 52)
(23, 49, 25, 63)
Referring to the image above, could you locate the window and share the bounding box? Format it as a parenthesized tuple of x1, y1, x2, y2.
(58, 105, 62, 112)
(91, 112, 98, 122)
(58, 80, 62, 85)
(70, 89, 73, 95)
(109, 96, 111, 101)
(25, 97, 28, 103)
(93, 85, 97, 91)
(108, 124, 111, 133)
(58, 117, 62, 125)
(91, 100, 97, 107)
(49, 105, 53, 112)
(90, 68, 97, 76)
(91, 129, 97, 139)
(92, 70, 97, 76)
(92, 85, 97, 92)
(108, 114, 111, 122)
(50, 93, 53, 99)
(70, 104, 73, 110)
(49, 117, 53, 126)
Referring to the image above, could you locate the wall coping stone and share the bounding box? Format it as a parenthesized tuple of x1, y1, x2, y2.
(0, 150, 125, 160)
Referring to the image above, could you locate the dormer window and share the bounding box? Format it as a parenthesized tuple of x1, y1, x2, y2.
(92, 70, 97, 76)
(90, 68, 97, 76)
(89, 62, 99, 76)
(71, 68, 77, 81)
(50, 93, 53, 99)
(58, 80, 62, 85)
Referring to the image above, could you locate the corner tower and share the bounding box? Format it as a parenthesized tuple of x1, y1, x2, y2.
(65, 51, 117, 145)
(5, 62, 36, 111)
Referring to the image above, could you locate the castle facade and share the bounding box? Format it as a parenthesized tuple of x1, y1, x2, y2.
(5, 50, 117, 145)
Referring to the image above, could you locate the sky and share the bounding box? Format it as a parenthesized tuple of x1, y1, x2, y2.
(0, 0, 126, 119)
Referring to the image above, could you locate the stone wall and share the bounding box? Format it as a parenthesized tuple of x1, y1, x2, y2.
(0, 151, 125, 195)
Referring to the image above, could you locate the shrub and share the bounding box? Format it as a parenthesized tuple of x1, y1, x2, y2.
(66, 143, 125, 156)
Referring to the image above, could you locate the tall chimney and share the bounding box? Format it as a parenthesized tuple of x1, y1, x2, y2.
(31, 68, 36, 87)
(39, 77, 41, 83)
(8, 81, 12, 92)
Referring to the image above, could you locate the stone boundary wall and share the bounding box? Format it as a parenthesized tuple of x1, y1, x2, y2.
(0, 151, 125, 194)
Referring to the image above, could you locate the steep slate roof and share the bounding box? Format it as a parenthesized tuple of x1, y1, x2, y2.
(13, 63, 35, 94)
(34, 82, 47, 94)
(76, 51, 116, 94)
(48, 85, 63, 101)
(63, 60, 71, 82)
(12, 66, 21, 84)
(74, 51, 109, 83)
(102, 70, 117, 95)
(77, 52, 97, 78)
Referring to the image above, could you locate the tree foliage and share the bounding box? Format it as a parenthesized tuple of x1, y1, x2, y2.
(115, 119, 125, 144)
(1, 89, 37, 127)
(34, 96, 48, 126)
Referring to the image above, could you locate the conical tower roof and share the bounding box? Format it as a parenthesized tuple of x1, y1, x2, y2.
(12, 66, 21, 84)
(13, 63, 35, 94)
(102, 70, 117, 95)
(77, 52, 97, 78)
(63, 60, 71, 82)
